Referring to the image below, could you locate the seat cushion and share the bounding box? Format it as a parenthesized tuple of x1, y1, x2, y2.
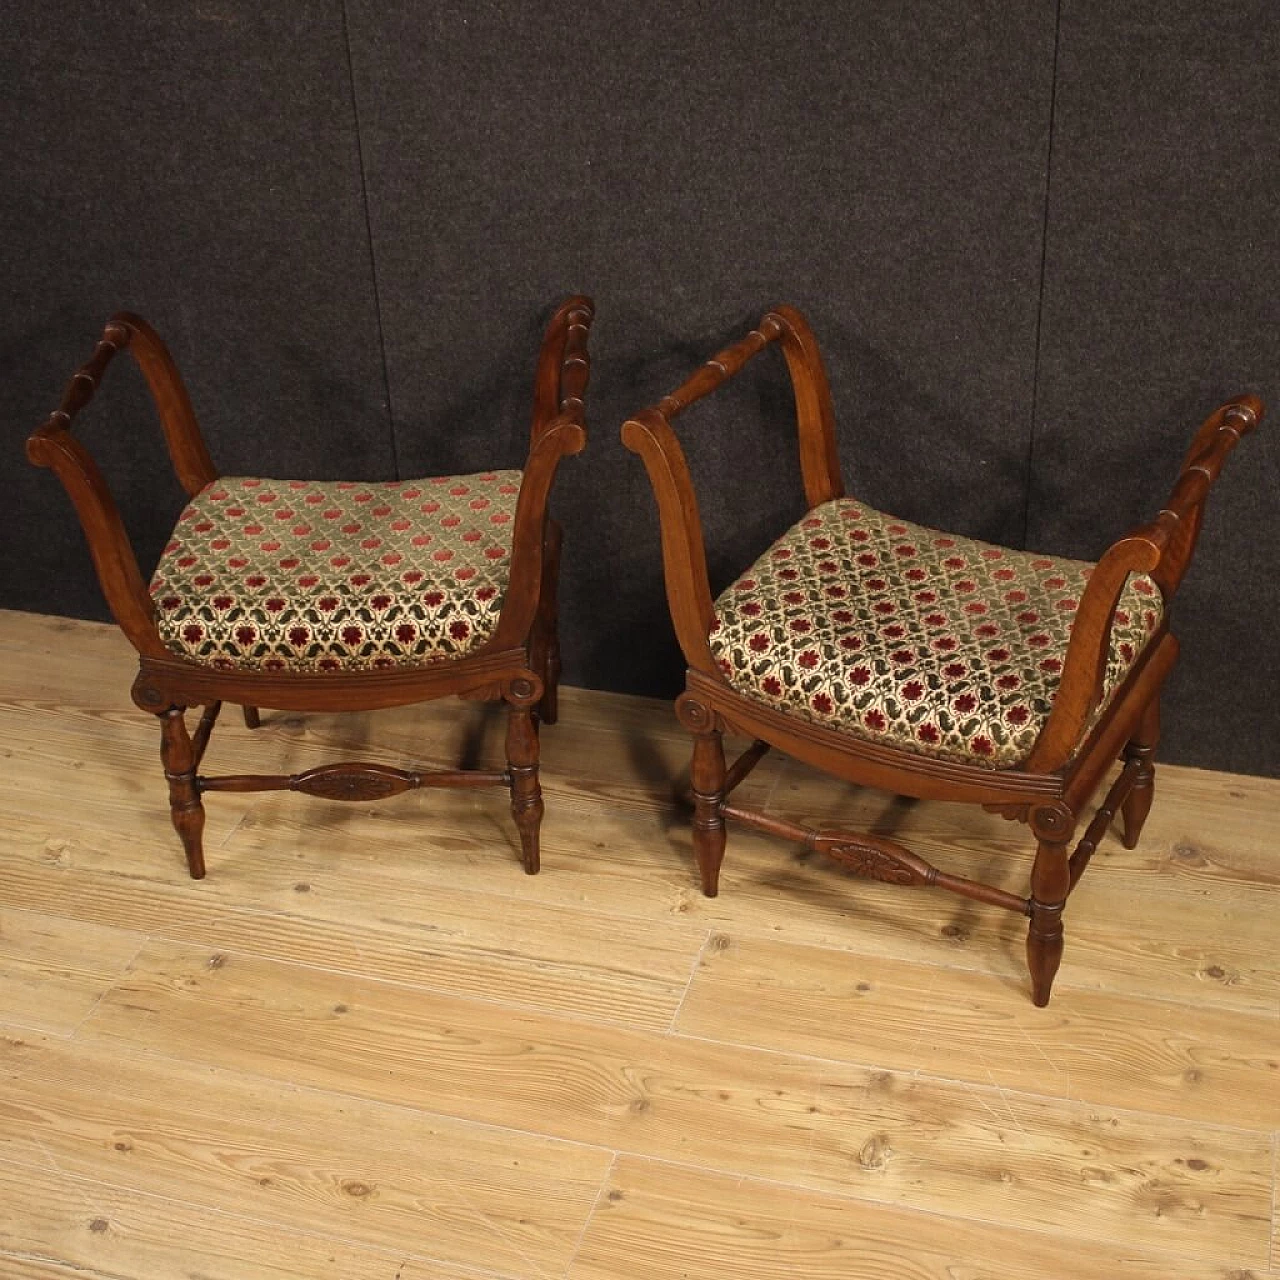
(149, 472, 522, 671)
(709, 499, 1163, 768)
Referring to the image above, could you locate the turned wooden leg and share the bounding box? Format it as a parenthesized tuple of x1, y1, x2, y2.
(242, 705, 261, 730)
(1120, 697, 1160, 850)
(505, 683, 544, 875)
(689, 724, 727, 898)
(159, 707, 206, 880)
(1025, 801, 1075, 1006)
(675, 693, 728, 896)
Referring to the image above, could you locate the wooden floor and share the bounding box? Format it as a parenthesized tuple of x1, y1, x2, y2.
(0, 608, 1276, 1279)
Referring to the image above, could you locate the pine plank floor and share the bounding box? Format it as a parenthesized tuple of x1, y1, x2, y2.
(0, 608, 1275, 1279)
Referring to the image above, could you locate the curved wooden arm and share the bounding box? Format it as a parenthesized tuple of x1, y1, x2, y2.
(493, 296, 594, 646)
(620, 407, 717, 673)
(621, 307, 846, 676)
(111, 312, 218, 495)
(25, 321, 167, 655)
(1023, 533, 1163, 770)
(625, 313, 800, 676)
(765, 305, 844, 507)
(1026, 395, 1263, 771)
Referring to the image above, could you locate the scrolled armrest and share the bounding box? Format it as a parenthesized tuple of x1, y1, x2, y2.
(25, 316, 218, 657)
(620, 306, 847, 676)
(764, 306, 844, 507)
(1024, 533, 1163, 770)
(111, 313, 218, 495)
(1026, 394, 1263, 771)
(620, 407, 718, 673)
(493, 297, 594, 647)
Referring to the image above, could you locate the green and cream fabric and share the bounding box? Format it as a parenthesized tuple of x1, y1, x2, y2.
(150, 472, 521, 671)
(709, 499, 1163, 768)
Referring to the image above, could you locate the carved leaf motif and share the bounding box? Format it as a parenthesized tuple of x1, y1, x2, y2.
(812, 833, 934, 886)
(291, 766, 417, 802)
(824, 843, 918, 884)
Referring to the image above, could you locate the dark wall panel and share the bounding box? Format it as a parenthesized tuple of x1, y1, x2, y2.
(1, 3, 391, 623)
(1029, 3, 1279, 774)
(6, 3, 1273, 775)
(346, 0, 1056, 695)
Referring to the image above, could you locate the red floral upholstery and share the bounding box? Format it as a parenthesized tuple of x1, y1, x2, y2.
(709, 500, 1164, 768)
(150, 472, 521, 671)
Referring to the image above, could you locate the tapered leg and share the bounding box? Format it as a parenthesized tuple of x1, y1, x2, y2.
(242, 705, 261, 730)
(505, 698, 543, 874)
(1120, 697, 1160, 849)
(690, 726, 728, 897)
(158, 707, 206, 879)
(1026, 835, 1070, 1006)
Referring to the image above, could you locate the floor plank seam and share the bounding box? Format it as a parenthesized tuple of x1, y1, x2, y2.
(58, 939, 1279, 1143)
(30, 857, 1259, 1019)
(215, 804, 255, 852)
(38, 1035, 622, 1158)
(0, 1151, 529, 1280)
(0, 1015, 77, 1041)
(562, 1150, 618, 1279)
(657, 1028, 1278, 1137)
(86, 933, 696, 1034)
(10, 921, 1275, 1141)
(597, 1149, 1262, 1269)
(666, 930, 711, 1033)
(65, 935, 151, 1042)
(49, 1027, 1276, 1265)
(1271, 1132, 1277, 1272)
(757, 752, 789, 813)
(5, 611, 1278, 1278)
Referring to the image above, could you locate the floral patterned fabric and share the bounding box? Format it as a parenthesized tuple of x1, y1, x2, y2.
(150, 472, 522, 671)
(709, 500, 1163, 768)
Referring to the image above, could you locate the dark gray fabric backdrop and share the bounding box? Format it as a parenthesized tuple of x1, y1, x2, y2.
(4, 2, 1276, 775)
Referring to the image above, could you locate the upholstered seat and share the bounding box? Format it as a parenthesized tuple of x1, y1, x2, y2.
(150, 471, 522, 671)
(709, 499, 1163, 768)
(29, 297, 592, 882)
(622, 303, 1258, 1005)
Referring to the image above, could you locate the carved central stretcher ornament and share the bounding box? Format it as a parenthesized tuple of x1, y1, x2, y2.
(28, 297, 594, 880)
(624, 305, 1260, 1005)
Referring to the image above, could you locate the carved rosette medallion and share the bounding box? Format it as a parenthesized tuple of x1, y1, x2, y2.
(503, 672, 543, 707)
(675, 692, 718, 734)
(291, 766, 417, 802)
(811, 832, 935, 887)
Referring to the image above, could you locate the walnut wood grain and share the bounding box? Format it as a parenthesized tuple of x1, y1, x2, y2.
(719, 801, 1029, 915)
(505, 676, 544, 875)
(1027, 396, 1260, 772)
(158, 707, 205, 880)
(1120, 696, 1160, 849)
(189, 701, 221, 769)
(198, 764, 509, 799)
(1067, 757, 1142, 892)
(722, 739, 770, 797)
(624, 305, 1262, 1005)
(28, 297, 592, 878)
